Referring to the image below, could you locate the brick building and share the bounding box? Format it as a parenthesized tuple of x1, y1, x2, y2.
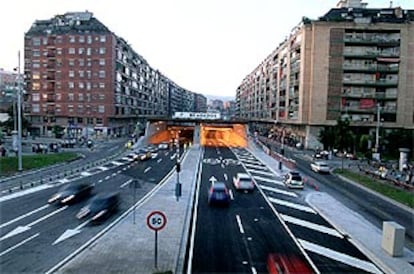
(236, 0, 414, 149)
(24, 11, 206, 138)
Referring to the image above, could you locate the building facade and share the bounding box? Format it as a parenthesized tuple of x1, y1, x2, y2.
(24, 11, 206, 138)
(236, 0, 414, 149)
(0, 69, 19, 113)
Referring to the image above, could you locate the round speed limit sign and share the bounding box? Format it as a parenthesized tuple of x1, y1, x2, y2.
(146, 211, 167, 231)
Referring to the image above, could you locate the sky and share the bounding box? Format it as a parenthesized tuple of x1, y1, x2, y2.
(1, 0, 413, 98)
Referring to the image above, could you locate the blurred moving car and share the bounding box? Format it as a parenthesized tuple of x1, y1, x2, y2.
(233, 172, 255, 192)
(208, 182, 230, 206)
(76, 192, 120, 223)
(283, 171, 304, 189)
(310, 161, 330, 173)
(135, 148, 152, 161)
(48, 183, 93, 205)
(267, 253, 313, 274)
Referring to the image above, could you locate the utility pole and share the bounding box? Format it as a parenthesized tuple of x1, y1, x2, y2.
(17, 51, 23, 172)
(375, 103, 381, 153)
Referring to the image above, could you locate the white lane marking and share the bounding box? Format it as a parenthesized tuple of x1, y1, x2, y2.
(0, 233, 40, 257)
(243, 163, 269, 170)
(97, 166, 108, 171)
(80, 171, 91, 177)
(98, 179, 103, 183)
(281, 214, 343, 238)
(247, 168, 273, 177)
(259, 185, 297, 197)
(170, 153, 176, 160)
(239, 158, 260, 165)
(117, 170, 122, 174)
(120, 179, 133, 188)
(251, 267, 257, 274)
(0, 204, 49, 229)
(157, 158, 162, 163)
(111, 173, 117, 177)
(299, 239, 382, 274)
(0, 206, 68, 241)
(144, 167, 152, 173)
(253, 175, 284, 186)
(111, 161, 123, 166)
(268, 197, 316, 214)
(56, 178, 69, 184)
(104, 176, 110, 180)
(53, 220, 91, 245)
(122, 167, 127, 171)
(224, 173, 228, 181)
(236, 215, 245, 234)
(0, 184, 53, 202)
(229, 189, 234, 200)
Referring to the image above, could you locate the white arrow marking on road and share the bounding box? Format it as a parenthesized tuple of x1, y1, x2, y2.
(0, 204, 49, 229)
(0, 206, 68, 241)
(209, 176, 217, 184)
(0, 233, 40, 257)
(144, 167, 152, 173)
(53, 220, 90, 245)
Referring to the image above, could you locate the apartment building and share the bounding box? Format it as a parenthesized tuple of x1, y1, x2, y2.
(0, 69, 19, 112)
(24, 11, 206, 138)
(236, 0, 414, 149)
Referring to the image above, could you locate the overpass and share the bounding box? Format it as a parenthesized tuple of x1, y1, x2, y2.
(142, 117, 249, 147)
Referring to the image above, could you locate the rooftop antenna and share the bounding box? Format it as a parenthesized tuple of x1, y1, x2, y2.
(390, 1, 393, 8)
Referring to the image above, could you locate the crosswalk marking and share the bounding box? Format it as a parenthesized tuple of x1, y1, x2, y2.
(268, 197, 316, 214)
(281, 214, 343, 238)
(243, 163, 269, 170)
(299, 239, 382, 274)
(252, 175, 284, 186)
(80, 171, 91, 177)
(111, 161, 123, 166)
(247, 168, 273, 177)
(259, 185, 297, 197)
(97, 166, 109, 171)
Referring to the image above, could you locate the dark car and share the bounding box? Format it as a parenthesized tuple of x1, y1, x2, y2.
(208, 182, 231, 206)
(76, 192, 120, 223)
(48, 183, 94, 205)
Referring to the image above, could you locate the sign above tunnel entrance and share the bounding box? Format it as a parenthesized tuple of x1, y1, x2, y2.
(173, 112, 221, 120)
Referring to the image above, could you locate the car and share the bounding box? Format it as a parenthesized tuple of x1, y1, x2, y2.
(158, 142, 169, 150)
(125, 152, 139, 161)
(208, 182, 230, 206)
(48, 183, 94, 205)
(76, 192, 120, 223)
(283, 171, 304, 189)
(310, 161, 330, 173)
(135, 148, 152, 161)
(267, 253, 313, 274)
(233, 172, 255, 192)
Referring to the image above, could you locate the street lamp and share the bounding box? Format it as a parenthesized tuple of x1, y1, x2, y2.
(375, 103, 381, 153)
(15, 51, 23, 172)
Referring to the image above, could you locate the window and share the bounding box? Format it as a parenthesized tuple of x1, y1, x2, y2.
(99, 94, 105, 100)
(86, 82, 91, 90)
(69, 36, 75, 43)
(99, 71, 106, 78)
(32, 38, 41, 46)
(78, 48, 84, 54)
(98, 105, 105, 113)
(99, 82, 105, 89)
(79, 70, 84, 78)
(87, 35, 92, 44)
(32, 104, 40, 113)
(69, 59, 75, 66)
(79, 59, 85, 66)
(99, 48, 106, 54)
(32, 61, 40, 68)
(100, 35, 106, 42)
(78, 93, 84, 101)
(96, 117, 103, 124)
(57, 48, 62, 55)
(79, 82, 84, 89)
(68, 82, 74, 89)
(86, 71, 91, 79)
(69, 48, 75, 54)
(99, 59, 105, 66)
(87, 59, 92, 67)
(68, 105, 74, 112)
(42, 37, 48, 45)
(77, 117, 83, 123)
(33, 50, 40, 57)
(87, 117, 93, 124)
(87, 48, 92, 56)
(79, 36, 85, 43)
(56, 36, 63, 44)
(68, 93, 74, 101)
(32, 93, 40, 102)
(56, 93, 62, 100)
(69, 71, 75, 78)
(32, 72, 40, 80)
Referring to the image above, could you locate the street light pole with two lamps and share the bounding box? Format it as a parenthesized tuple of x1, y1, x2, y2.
(13, 51, 23, 172)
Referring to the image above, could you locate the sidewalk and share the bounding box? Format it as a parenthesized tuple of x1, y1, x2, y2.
(48, 144, 202, 274)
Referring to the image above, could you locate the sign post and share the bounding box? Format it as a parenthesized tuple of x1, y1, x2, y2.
(146, 211, 167, 269)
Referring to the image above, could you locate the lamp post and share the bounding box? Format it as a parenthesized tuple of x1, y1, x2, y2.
(375, 103, 381, 153)
(16, 51, 23, 172)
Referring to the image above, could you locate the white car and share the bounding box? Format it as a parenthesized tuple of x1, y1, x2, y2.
(283, 171, 304, 189)
(310, 161, 330, 173)
(233, 173, 255, 192)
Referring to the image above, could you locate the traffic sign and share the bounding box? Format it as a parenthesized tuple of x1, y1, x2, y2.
(146, 211, 167, 231)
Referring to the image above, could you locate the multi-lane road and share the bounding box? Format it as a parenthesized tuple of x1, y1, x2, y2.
(1, 142, 411, 273)
(0, 147, 180, 273)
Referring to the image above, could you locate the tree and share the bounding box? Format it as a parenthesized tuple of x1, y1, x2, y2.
(318, 126, 336, 150)
(52, 125, 64, 138)
(318, 118, 354, 153)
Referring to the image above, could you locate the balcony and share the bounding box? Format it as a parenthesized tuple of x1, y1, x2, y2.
(343, 36, 400, 46)
(343, 78, 398, 87)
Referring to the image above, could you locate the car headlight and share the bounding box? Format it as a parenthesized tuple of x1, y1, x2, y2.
(48, 194, 61, 203)
(92, 209, 108, 221)
(61, 194, 75, 204)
